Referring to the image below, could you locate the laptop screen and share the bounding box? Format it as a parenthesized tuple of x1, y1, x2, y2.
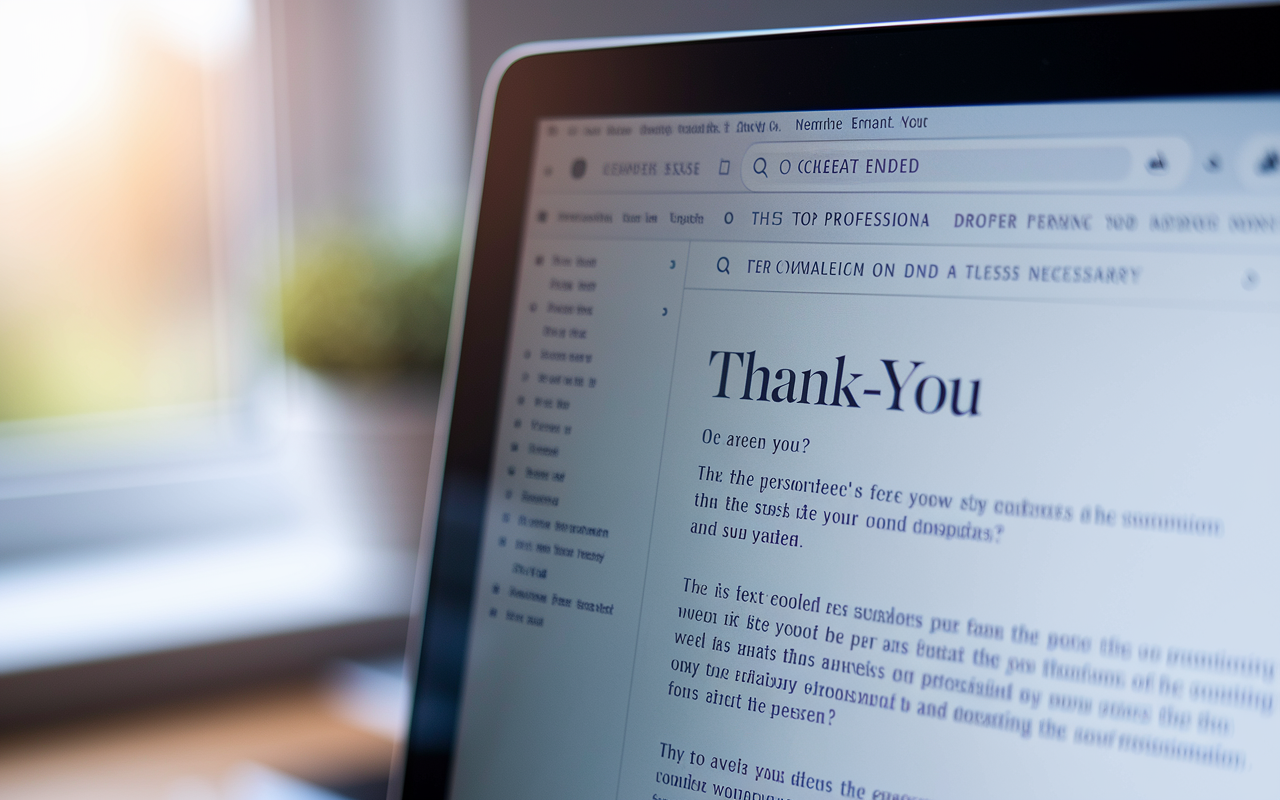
(441, 97, 1279, 798)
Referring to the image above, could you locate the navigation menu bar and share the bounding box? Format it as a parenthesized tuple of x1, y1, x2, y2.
(525, 192, 1280, 252)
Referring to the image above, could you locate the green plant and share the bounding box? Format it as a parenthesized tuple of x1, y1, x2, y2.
(276, 233, 457, 374)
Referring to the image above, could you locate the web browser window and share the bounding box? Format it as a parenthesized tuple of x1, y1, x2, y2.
(451, 100, 1280, 799)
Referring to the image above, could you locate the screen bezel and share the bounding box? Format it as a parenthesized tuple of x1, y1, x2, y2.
(399, 6, 1280, 796)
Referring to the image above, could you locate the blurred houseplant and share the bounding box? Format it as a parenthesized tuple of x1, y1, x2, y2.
(277, 233, 457, 376)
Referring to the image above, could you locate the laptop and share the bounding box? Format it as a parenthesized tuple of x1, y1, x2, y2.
(396, 5, 1280, 797)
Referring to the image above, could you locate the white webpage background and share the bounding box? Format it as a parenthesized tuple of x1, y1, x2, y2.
(449, 99, 1280, 799)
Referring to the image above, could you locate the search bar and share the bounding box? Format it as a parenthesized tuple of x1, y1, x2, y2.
(742, 137, 1191, 193)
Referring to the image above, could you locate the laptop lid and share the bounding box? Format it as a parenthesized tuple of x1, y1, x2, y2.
(400, 5, 1280, 797)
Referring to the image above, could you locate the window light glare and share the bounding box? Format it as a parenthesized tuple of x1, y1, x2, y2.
(140, 0, 253, 67)
(0, 0, 121, 156)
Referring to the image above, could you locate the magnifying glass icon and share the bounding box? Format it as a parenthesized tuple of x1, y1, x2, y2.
(716, 257, 730, 275)
(753, 157, 768, 178)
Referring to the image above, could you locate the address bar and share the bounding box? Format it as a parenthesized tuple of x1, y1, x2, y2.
(741, 137, 1191, 193)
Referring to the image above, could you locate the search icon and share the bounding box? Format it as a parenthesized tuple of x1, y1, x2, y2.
(753, 157, 768, 178)
(716, 257, 730, 275)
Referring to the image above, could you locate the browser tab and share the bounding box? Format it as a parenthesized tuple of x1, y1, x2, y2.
(795, 116, 843, 132)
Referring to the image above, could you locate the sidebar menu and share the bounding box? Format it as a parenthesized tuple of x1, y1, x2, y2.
(450, 238, 689, 798)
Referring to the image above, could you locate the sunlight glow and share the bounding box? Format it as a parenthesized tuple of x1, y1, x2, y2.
(0, 0, 253, 159)
(141, 0, 253, 66)
(0, 1, 122, 156)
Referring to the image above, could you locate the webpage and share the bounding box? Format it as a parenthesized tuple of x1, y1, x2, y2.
(449, 100, 1280, 799)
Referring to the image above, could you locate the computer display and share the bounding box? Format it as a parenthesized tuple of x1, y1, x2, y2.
(401, 9, 1280, 799)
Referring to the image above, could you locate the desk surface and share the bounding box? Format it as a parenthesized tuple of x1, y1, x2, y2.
(0, 678, 395, 800)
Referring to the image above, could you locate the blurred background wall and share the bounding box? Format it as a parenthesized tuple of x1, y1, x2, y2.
(278, 0, 467, 245)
